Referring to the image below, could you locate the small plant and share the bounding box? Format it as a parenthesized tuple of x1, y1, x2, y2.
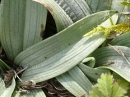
(89, 73, 130, 97)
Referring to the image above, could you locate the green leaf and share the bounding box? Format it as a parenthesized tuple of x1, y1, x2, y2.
(78, 57, 109, 82)
(97, 73, 113, 97)
(0, 77, 15, 97)
(57, 66, 92, 97)
(89, 85, 104, 97)
(91, 46, 130, 82)
(89, 73, 129, 97)
(14, 11, 117, 83)
(33, 0, 73, 31)
(57, 71, 87, 97)
(0, 0, 47, 61)
(22, 0, 47, 50)
(53, 0, 92, 22)
(78, 63, 109, 82)
(34, 0, 92, 31)
(0, 0, 24, 60)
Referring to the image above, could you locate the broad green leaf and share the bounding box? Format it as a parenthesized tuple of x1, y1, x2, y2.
(0, 0, 24, 61)
(53, 0, 92, 22)
(0, 77, 15, 97)
(78, 63, 109, 82)
(0, 0, 47, 61)
(14, 11, 117, 83)
(110, 31, 130, 47)
(57, 66, 92, 97)
(33, 0, 73, 31)
(91, 46, 130, 82)
(12, 89, 46, 97)
(23, 0, 47, 50)
(34, 0, 92, 32)
(85, 0, 112, 13)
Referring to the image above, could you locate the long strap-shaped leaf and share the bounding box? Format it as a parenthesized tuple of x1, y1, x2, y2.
(57, 73, 87, 97)
(23, 0, 47, 50)
(53, 0, 92, 22)
(57, 57, 106, 96)
(14, 11, 117, 83)
(33, 0, 73, 31)
(15, 11, 117, 67)
(57, 66, 92, 97)
(91, 46, 130, 82)
(0, 0, 25, 61)
(0, 0, 47, 61)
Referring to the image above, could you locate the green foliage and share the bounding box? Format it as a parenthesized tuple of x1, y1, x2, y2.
(0, 0, 130, 96)
(89, 73, 130, 97)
